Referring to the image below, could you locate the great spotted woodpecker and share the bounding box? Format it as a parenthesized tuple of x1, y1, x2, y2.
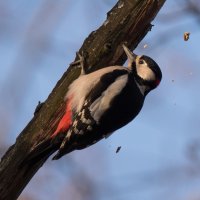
(26, 44, 162, 162)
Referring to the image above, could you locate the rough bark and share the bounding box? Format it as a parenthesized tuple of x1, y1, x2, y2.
(0, 0, 166, 199)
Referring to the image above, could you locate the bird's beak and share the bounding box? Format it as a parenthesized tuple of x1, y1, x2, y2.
(122, 44, 137, 69)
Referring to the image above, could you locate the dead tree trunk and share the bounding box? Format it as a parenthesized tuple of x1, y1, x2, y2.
(0, 0, 166, 199)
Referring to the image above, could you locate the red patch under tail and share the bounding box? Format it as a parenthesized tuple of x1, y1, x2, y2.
(51, 98, 72, 138)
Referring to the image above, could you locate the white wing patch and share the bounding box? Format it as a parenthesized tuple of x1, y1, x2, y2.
(66, 66, 129, 112)
(89, 75, 128, 123)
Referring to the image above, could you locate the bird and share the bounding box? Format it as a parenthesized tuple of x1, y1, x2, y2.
(24, 44, 162, 163)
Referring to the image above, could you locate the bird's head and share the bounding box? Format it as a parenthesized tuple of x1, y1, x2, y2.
(122, 44, 162, 95)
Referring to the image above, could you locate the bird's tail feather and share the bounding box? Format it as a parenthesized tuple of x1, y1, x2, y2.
(20, 138, 58, 167)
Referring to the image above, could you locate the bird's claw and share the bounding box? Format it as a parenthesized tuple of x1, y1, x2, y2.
(70, 51, 86, 75)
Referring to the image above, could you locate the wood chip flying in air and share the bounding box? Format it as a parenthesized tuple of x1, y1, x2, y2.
(184, 32, 190, 41)
(143, 44, 148, 48)
(116, 146, 121, 153)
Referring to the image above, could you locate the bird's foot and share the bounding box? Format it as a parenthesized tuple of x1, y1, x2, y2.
(70, 51, 86, 75)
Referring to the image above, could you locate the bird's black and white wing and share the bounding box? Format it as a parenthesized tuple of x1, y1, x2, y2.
(53, 67, 131, 159)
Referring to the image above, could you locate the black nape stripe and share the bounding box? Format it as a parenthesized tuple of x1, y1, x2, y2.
(135, 75, 157, 89)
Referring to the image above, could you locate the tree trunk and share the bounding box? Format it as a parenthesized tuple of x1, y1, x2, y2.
(0, 0, 166, 199)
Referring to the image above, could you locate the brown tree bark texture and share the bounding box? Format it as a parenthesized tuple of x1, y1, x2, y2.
(0, 0, 165, 199)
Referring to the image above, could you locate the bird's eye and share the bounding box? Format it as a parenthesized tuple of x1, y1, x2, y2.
(139, 60, 144, 64)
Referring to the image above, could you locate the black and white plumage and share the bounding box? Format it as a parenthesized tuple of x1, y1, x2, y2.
(25, 44, 162, 162)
